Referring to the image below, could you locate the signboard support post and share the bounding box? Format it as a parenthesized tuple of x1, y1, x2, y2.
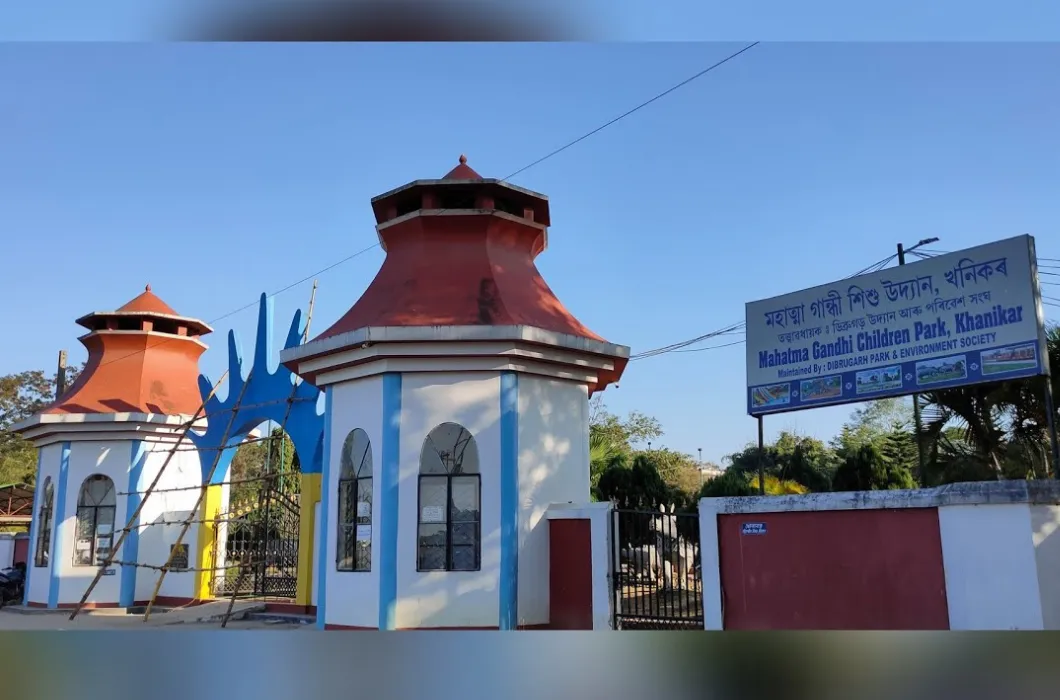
(897, 242, 927, 479)
(1044, 379, 1060, 479)
(756, 415, 765, 495)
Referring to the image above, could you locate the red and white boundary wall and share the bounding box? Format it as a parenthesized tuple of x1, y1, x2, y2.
(699, 480, 1060, 631)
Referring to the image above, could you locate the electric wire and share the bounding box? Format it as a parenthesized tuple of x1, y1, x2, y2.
(501, 42, 760, 183)
(629, 253, 901, 362)
(64, 43, 762, 378)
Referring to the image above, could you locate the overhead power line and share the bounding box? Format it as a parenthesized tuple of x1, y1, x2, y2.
(75, 44, 761, 376)
(503, 42, 760, 182)
(630, 253, 905, 362)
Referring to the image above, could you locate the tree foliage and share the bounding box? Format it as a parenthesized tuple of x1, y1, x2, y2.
(726, 431, 837, 494)
(0, 365, 83, 487)
(228, 425, 299, 509)
(832, 444, 916, 492)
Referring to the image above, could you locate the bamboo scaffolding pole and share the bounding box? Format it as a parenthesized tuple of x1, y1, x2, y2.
(220, 556, 255, 629)
(68, 370, 230, 621)
(141, 370, 255, 621)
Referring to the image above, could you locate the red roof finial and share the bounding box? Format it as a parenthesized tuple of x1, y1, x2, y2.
(145, 284, 152, 292)
(442, 154, 482, 180)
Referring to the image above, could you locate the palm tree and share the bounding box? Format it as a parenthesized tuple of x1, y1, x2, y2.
(589, 432, 622, 493)
(919, 325, 1060, 484)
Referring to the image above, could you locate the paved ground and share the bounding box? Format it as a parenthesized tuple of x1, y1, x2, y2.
(0, 601, 313, 631)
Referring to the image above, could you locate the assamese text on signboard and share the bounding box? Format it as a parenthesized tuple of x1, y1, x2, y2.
(744, 234, 1048, 415)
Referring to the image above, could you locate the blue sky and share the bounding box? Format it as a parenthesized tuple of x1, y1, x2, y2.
(2, 43, 1058, 464)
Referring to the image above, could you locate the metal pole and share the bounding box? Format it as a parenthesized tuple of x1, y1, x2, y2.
(1045, 379, 1060, 480)
(898, 243, 926, 480)
(757, 415, 765, 495)
(55, 350, 68, 399)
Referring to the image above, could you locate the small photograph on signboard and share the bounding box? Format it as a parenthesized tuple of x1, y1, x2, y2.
(800, 375, 842, 402)
(916, 354, 968, 386)
(856, 365, 903, 395)
(981, 343, 1038, 376)
(751, 383, 791, 409)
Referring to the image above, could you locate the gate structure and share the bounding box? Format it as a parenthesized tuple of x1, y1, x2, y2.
(213, 464, 301, 599)
(611, 506, 703, 630)
(189, 292, 325, 607)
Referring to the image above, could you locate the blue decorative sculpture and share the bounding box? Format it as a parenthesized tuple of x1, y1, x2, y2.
(188, 293, 324, 483)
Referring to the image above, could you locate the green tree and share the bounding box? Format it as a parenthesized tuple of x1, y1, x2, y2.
(588, 431, 622, 493)
(726, 431, 837, 493)
(879, 421, 918, 475)
(594, 453, 670, 509)
(227, 425, 299, 509)
(588, 395, 663, 452)
(917, 324, 1060, 484)
(0, 364, 83, 486)
(637, 447, 702, 497)
(832, 444, 916, 492)
(831, 398, 913, 459)
(699, 469, 757, 498)
(589, 397, 665, 501)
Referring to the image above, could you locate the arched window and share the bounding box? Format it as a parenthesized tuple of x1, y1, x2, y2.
(337, 429, 373, 572)
(73, 475, 116, 567)
(34, 477, 54, 568)
(417, 423, 481, 572)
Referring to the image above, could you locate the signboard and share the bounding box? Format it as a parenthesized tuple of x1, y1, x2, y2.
(169, 544, 190, 571)
(421, 506, 445, 523)
(741, 522, 767, 535)
(746, 235, 1048, 415)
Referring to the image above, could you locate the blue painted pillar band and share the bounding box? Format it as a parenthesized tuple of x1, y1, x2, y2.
(23, 451, 44, 605)
(49, 442, 71, 609)
(120, 440, 146, 608)
(315, 389, 333, 630)
(379, 373, 402, 631)
(499, 371, 520, 630)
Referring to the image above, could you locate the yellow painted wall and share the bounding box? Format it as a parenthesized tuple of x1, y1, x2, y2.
(195, 485, 224, 600)
(296, 473, 322, 607)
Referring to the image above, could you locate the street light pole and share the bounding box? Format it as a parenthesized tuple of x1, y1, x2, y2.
(896, 237, 939, 480)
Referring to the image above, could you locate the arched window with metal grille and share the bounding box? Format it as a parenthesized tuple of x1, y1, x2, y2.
(417, 423, 481, 572)
(73, 474, 116, 567)
(337, 428, 373, 572)
(34, 477, 54, 568)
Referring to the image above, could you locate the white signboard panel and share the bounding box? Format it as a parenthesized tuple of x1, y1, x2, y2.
(745, 234, 1048, 415)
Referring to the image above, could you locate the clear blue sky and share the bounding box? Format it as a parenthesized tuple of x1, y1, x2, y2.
(2, 43, 1058, 464)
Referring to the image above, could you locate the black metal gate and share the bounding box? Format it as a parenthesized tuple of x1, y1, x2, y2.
(213, 472, 300, 599)
(611, 508, 703, 630)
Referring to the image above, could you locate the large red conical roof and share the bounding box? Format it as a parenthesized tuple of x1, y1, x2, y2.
(292, 156, 628, 393)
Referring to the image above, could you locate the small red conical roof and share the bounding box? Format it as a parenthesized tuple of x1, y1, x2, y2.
(41, 286, 211, 417)
(442, 154, 482, 180)
(117, 284, 178, 316)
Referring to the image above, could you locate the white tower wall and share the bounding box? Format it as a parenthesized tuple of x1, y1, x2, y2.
(515, 375, 590, 626)
(321, 375, 384, 629)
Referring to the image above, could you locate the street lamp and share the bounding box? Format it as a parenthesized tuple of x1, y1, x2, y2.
(896, 237, 939, 266)
(896, 237, 940, 478)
